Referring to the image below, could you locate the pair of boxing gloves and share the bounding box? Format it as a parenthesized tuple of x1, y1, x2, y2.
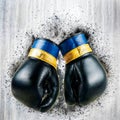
(11, 33, 107, 112)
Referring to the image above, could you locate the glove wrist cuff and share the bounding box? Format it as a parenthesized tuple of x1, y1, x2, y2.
(28, 38, 59, 69)
(59, 33, 92, 64)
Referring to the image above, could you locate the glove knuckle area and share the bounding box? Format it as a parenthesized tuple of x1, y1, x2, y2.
(11, 59, 49, 108)
(77, 55, 107, 104)
(65, 56, 107, 105)
(12, 76, 42, 108)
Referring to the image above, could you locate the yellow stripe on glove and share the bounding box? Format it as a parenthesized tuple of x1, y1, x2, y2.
(64, 44, 92, 64)
(28, 48, 57, 69)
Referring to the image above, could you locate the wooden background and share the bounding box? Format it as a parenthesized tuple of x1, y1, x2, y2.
(0, 0, 120, 120)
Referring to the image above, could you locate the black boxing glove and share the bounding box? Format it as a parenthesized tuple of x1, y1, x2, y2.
(11, 38, 59, 112)
(59, 33, 107, 105)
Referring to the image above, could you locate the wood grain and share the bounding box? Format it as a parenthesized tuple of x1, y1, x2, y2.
(0, 0, 120, 120)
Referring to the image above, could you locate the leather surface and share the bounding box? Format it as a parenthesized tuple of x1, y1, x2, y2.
(11, 57, 59, 112)
(64, 53, 107, 105)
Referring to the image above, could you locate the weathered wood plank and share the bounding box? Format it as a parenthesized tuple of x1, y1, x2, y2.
(0, 0, 120, 120)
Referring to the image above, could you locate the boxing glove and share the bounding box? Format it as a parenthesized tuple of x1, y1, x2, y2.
(11, 38, 59, 112)
(59, 33, 107, 105)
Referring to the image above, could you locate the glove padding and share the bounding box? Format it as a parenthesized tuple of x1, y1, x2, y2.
(12, 58, 59, 112)
(64, 53, 107, 105)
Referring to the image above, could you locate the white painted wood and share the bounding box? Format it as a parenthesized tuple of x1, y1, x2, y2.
(0, 0, 120, 120)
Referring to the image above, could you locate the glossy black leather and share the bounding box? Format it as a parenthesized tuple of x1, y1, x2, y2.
(11, 57, 59, 112)
(64, 53, 107, 105)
